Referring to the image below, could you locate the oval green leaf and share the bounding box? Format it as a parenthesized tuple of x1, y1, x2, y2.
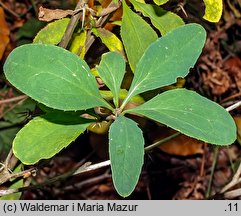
(33, 18, 70, 45)
(97, 52, 126, 107)
(120, 0, 158, 71)
(13, 112, 92, 165)
(123, 24, 206, 106)
(127, 89, 236, 145)
(203, 0, 223, 22)
(131, 0, 184, 35)
(92, 28, 124, 55)
(109, 115, 144, 197)
(4, 44, 111, 111)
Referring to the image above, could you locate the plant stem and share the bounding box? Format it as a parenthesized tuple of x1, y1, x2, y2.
(144, 132, 180, 152)
(84, 1, 122, 54)
(206, 146, 219, 198)
(120, 91, 134, 111)
(4, 148, 13, 170)
(0, 131, 179, 196)
(62, 171, 111, 192)
(59, 0, 87, 48)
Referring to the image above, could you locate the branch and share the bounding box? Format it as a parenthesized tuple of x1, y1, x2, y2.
(85, 1, 122, 54)
(225, 100, 241, 112)
(0, 95, 28, 105)
(0, 162, 94, 196)
(59, 0, 88, 48)
(224, 188, 241, 199)
(0, 132, 178, 197)
(220, 162, 241, 194)
(0, 1, 20, 18)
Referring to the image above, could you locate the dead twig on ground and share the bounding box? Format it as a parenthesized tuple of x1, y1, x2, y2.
(0, 1, 20, 18)
(0, 95, 28, 105)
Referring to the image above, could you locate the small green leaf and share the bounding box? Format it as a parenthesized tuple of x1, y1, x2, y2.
(33, 18, 70, 45)
(203, 0, 223, 22)
(153, 0, 169, 5)
(13, 112, 92, 165)
(4, 44, 111, 111)
(123, 24, 206, 106)
(120, 0, 158, 71)
(69, 30, 87, 59)
(92, 28, 124, 55)
(97, 52, 125, 107)
(109, 116, 144, 197)
(131, 0, 184, 35)
(127, 89, 236, 145)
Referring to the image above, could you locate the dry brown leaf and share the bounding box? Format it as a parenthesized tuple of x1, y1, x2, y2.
(0, 7, 10, 60)
(38, 6, 77, 22)
(148, 127, 204, 156)
(202, 69, 231, 95)
(225, 57, 241, 75)
(159, 134, 204, 156)
(234, 117, 241, 144)
(225, 57, 241, 91)
(98, 184, 111, 193)
(198, 29, 238, 96)
(99, 0, 122, 31)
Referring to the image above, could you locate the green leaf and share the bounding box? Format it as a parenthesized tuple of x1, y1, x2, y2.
(16, 18, 46, 40)
(131, 0, 184, 35)
(0, 122, 19, 159)
(153, 0, 169, 5)
(127, 89, 236, 145)
(13, 112, 92, 165)
(69, 30, 87, 59)
(33, 18, 70, 45)
(92, 28, 124, 55)
(120, 0, 158, 71)
(109, 116, 144, 197)
(97, 52, 125, 107)
(122, 24, 206, 107)
(203, 0, 223, 22)
(4, 44, 111, 111)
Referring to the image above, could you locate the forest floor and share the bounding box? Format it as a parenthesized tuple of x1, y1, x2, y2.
(0, 0, 241, 200)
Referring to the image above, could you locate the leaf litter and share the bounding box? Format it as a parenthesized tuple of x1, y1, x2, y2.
(1, 0, 241, 200)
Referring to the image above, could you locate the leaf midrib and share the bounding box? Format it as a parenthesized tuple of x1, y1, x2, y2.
(12, 61, 104, 104)
(128, 31, 202, 98)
